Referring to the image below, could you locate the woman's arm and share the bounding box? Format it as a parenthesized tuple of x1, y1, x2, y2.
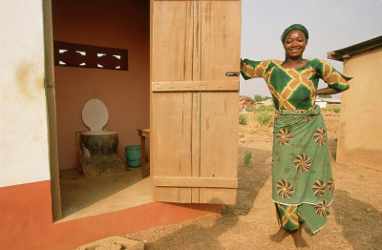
(315, 59, 352, 93)
(240, 58, 269, 80)
(316, 87, 340, 95)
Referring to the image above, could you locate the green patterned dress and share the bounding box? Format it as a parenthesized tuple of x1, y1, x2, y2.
(241, 58, 350, 234)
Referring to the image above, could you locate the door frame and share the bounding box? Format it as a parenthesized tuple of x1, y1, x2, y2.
(42, 0, 62, 220)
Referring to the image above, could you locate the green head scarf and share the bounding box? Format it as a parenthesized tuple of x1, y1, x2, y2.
(281, 24, 309, 43)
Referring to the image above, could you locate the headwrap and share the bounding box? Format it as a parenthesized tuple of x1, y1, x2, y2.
(281, 24, 309, 43)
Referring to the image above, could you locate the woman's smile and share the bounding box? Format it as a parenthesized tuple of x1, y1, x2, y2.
(289, 48, 303, 54)
(283, 30, 307, 58)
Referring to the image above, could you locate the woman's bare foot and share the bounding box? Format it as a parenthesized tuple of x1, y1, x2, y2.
(291, 228, 309, 248)
(270, 227, 289, 242)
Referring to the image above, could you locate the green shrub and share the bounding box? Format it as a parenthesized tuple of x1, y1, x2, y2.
(243, 151, 253, 168)
(256, 105, 274, 112)
(256, 111, 273, 126)
(239, 114, 248, 125)
(333, 107, 341, 113)
(245, 106, 255, 112)
(254, 95, 263, 102)
(323, 105, 341, 113)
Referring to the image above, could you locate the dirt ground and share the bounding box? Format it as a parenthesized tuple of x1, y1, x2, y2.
(127, 110, 382, 250)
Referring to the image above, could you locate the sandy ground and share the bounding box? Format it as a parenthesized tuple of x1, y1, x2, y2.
(127, 111, 382, 250)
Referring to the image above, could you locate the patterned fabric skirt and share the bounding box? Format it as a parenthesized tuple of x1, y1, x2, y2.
(272, 105, 334, 234)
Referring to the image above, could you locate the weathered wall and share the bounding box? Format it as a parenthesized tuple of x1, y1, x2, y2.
(0, 0, 50, 187)
(53, 0, 149, 169)
(336, 47, 382, 169)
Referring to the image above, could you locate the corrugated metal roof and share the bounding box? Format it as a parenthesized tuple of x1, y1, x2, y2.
(327, 36, 382, 61)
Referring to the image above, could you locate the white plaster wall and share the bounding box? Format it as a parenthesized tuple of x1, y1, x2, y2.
(0, 0, 50, 187)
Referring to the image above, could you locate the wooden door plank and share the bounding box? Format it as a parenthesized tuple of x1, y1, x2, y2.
(151, 0, 195, 203)
(152, 80, 239, 92)
(199, 1, 241, 81)
(191, 1, 201, 202)
(152, 93, 193, 202)
(199, 92, 238, 204)
(199, 188, 237, 204)
(153, 176, 238, 188)
(151, 0, 194, 81)
(191, 92, 201, 202)
(196, 1, 241, 204)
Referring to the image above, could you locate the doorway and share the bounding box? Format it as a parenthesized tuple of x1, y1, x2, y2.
(47, 0, 151, 220)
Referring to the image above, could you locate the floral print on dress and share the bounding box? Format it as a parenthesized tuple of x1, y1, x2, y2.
(314, 200, 330, 217)
(312, 180, 326, 197)
(293, 153, 312, 173)
(313, 128, 326, 145)
(277, 128, 293, 145)
(276, 179, 295, 199)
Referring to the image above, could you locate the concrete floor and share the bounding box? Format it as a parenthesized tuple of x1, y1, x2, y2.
(60, 166, 153, 221)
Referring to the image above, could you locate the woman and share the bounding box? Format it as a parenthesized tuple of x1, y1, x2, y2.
(240, 24, 351, 244)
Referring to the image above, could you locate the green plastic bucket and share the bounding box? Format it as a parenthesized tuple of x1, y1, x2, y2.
(125, 145, 141, 167)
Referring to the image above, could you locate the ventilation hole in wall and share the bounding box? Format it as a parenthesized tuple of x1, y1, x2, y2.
(54, 41, 128, 71)
(75, 50, 86, 56)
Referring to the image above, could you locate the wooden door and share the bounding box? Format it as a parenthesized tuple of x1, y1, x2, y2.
(151, 0, 240, 204)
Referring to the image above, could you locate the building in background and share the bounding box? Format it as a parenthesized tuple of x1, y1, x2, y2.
(328, 36, 382, 170)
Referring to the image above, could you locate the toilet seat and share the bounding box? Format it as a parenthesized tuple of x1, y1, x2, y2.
(82, 98, 109, 133)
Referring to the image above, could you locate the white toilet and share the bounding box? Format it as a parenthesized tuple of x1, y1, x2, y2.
(79, 98, 124, 176)
(81, 98, 116, 135)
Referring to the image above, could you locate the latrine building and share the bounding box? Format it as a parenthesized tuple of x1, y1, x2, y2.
(328, 36, 382, 170)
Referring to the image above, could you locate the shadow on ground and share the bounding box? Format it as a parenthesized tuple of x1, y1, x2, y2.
(142, 146, 272, 250)
(327, 137, 337, 160)
(333, 189, 382, 250)
(223, 146, 272, 216)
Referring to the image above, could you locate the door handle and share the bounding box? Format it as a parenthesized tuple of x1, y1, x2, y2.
(225, 72, 240, 77)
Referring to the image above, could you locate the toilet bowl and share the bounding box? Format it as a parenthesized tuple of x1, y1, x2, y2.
(81, 98, 116, 135)
(79, 98, 124, 176)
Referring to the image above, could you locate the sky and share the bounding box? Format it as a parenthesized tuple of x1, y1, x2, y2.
(240, 0, 382, 98)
